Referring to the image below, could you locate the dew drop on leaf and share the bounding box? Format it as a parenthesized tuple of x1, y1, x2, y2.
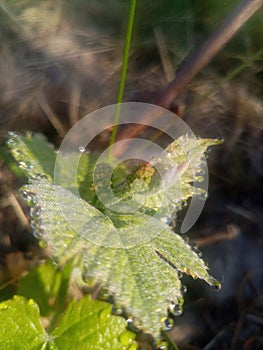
(212, 282, 221, 291)
(160, 217, 168, 223)
(163, 317, 173, 330)
(159, 342, 168, 350)
(198, 192, 208, 200)
(180, 285, 187, 294)
(7, 131, 18, 138)
(177, 271, 183, 279)
(30, 206, 41, 220)
(19, 161, 33, 171)
(7, 132, 18, 147)
(31, 174, 48, 180)
(173, 307, 183, 316)
(22, 191, 37, 206)
(169, 301, 183, 316)
(0, 305, 8, 311)
(126, 318, 138, 333)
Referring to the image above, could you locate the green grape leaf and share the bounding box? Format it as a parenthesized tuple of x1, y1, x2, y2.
(0, 295, 136, 350)
(7, 132, 56, 181)
(7, 133, 221, 338)
(23, 177, 220, 337)
(0, 295, 48, 350)
(52, 295, 136, 350)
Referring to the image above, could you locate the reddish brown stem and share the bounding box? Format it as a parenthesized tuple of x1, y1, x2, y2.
(157, 0, 263, 108)
(115, 0, 263, 149)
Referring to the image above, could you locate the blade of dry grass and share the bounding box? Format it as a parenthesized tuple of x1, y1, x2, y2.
(154, 27, 174, 83)
(38, 95, 67, 138)
(69, 81, 81, 127)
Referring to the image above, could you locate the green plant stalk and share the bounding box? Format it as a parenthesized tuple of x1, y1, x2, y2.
(162, 330, 180, 350)
(108, 0, 136, 159)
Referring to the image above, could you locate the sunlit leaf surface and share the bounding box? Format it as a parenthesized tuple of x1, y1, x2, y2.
(8, 132, 221, 337)
(0, 295, 136, 350)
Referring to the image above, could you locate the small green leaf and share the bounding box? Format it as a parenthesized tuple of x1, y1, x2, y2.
(0, 295, 47, 350)
(52, 295, 136, 350)
(0, 295, 136, 350)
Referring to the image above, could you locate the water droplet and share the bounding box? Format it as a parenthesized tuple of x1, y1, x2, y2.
(180, 285, 187, 294)
(160, 217, 168, 223)
(126, 318, 138, 333)
(79, 146, 86, 153)
(31, 219, 41, 233)
(197, 250, 202, 257)
(196, 169, 205, 177)
(178, 271, 183, 279)
(197, 191, 208, 200)
(159, 342, 168, 350)
(7, 139, 16, 147)
(22, 191, 37, 206)
(30, 206, 41, 220)
(169, 301, 183, 316)
(211, 281, 221, 290)
(31, 174, 48, 180)
(13, 149, 22, 157)
(0, 305, 8, 311)
(164, 317, 173, 330)
(191, 243, 203, 257)
(196, 176, 204, 182)
(19, 161, 27, 169)
(173, 306, 183, 316)
(18, 161, 34, 171)
(8, 131, 18, 138)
